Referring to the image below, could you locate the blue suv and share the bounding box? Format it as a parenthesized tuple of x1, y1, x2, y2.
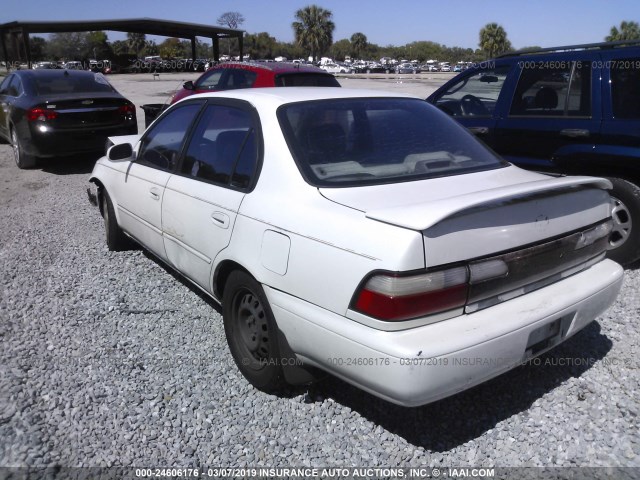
(427, 40, 640, 266)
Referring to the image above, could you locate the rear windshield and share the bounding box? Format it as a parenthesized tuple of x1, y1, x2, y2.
(32, 72, 115, 95)
(275, 73, 340, 87)
(278, 98, 506, 187)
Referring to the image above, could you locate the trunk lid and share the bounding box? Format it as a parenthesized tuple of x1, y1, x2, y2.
(319, 167, 612, 266)
(37, 94, 134, 129)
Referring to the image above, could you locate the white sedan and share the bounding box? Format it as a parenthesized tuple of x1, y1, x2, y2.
(89, 88, 623, 406)
(320, 63, 351, 74)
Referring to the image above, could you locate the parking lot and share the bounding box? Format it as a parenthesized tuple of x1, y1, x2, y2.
(101, 71, 456, 132)
(0, 73, 639, 470)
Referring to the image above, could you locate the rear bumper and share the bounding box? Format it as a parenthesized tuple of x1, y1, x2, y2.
(24, 123, 138, 158)
(266, 259, 623, 407)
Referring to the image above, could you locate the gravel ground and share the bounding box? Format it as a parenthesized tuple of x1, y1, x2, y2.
(0, 75, 639, 471)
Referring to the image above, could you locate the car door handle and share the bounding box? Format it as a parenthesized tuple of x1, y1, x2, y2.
(211, 212, 230, 229)
(560, 128, 590, 138)
(468, 126, 489, 135)
(149, 187, 160, 200)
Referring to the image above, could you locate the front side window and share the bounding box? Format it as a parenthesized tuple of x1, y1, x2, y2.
(611, 58, 640, 119)
(223, 69, 257, 89)
(197, 69, 224, 89)
(196, 68, 257, 90)
(510, 61, 591, 117)
(181, 104, 258, 189)
(279, 98, 506, 187)
(0, 75, 14, 95)
(138, 103, 202, 171)
(6, 75, 20, 97)
(433, 66, 510, 117)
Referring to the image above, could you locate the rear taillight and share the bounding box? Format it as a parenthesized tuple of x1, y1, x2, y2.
(352, 267, 469, 321)
(352, 221, 611, 322)
(118, 103, 136, 115)
(26, 108, 57, 122)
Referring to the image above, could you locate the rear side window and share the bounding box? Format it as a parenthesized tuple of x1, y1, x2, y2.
(275, 73, 340, 87)
(611, 58, 640, 119)
(510, 61, 591, 117)
(278, 98, 505, 187)
(432, 66, 510, 117)
(181, 104, 258, 189)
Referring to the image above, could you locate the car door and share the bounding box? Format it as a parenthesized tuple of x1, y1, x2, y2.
(429, 64, 512, 147)
(162, 101, 261, 292)
(113, 101, 203, 259)
(493, 52, 602, 169)
(598, 49, 640, 155)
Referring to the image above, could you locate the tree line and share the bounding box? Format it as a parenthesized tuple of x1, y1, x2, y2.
(12, 5, 640, 65)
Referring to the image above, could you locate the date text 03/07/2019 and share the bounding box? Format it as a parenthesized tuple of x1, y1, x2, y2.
(135, 467, 496, 478)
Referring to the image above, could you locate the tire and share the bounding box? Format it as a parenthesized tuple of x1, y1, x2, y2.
(101, 189, 132, 251)
(11, 128, 37, 169)
(605, 177, 640, 266)
(223, 270, 285, 392)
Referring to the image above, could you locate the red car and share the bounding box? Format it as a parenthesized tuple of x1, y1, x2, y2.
(170, 61, 340, 104)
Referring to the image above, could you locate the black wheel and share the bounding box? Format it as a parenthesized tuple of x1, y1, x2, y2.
(223, 271, 285, 392)
(11, 128, 37, 169)
(605, 177, 640, 266)
(101, 189, 132, 251)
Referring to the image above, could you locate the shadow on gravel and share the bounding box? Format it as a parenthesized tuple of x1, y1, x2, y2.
(626, 259, 640, 271)
(39, 154, 99, 175)
(311, 321, 613, 452)
(139, 250, 313, 401)
(141, 250, 223, 316)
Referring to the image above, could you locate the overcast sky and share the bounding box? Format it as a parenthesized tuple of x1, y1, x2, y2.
(3, 0, 639, 48)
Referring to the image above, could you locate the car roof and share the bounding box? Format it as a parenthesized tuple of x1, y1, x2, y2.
(214, 61, 329, 74)
(184, 87, 418, 108)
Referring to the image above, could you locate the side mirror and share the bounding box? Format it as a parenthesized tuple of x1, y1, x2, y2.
(183, 80, 195, 90)
(108, 143, 133, 161)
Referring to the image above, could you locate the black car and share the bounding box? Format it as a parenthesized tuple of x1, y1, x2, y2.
(0, 69, 137, 168)
(427, 40, 640, 266)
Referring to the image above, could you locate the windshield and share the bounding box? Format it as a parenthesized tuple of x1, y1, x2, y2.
(278, 97, 506, 187)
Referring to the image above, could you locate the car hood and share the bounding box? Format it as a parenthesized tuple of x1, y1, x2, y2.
(319, 166, 613, 266)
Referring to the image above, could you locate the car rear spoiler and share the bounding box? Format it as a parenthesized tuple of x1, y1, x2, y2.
(365, 176, 612, 231)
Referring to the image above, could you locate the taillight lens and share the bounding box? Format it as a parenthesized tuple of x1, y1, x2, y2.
(352, 220, 611, 322)
(26, 108, 58, 122)
(353, 267, 469, 321)
(118, 103, 136, 115)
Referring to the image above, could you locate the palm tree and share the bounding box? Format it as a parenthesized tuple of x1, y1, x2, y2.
(292, 5, 335, 62)
(350, 32, 367, 59)
(479, 23, 512, 59)
(126, 32, 146, 58)
(606, 21, 640, 42)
